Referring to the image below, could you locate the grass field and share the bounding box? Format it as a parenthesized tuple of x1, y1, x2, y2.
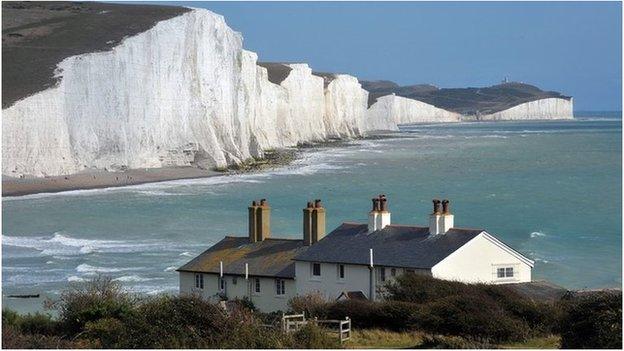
(344, 329, 561, 349)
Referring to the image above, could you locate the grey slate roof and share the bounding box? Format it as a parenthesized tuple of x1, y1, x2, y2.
(294, 223, 484, 269)
(177, 236, 308, 279)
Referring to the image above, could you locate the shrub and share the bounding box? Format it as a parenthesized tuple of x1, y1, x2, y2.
(2, 308, 20, 328)
(84, 317, 125, 348)
(16, 312, 58, 336)
(289, 323, 340, 349)
(418, 294, 530, 342)
(47, 275, 135, 337)
(385, 274, 473, 303)
(1, 324, 96, 349)
(377, 300, 422, 331)
(324, 299, 383, 329)
(219, 307, 286, 349)
(121, 294, 228, 348)
(559, 291, 622, 349)
(288, 292, 329, 318)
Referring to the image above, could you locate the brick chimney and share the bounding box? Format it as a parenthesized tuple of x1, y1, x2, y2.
(312, 199, 326, 244)
(368, 194, 391, 233)
(429, 198, 454, 235)
(249, 199, 271, 242)
(303, 199, 326, 245)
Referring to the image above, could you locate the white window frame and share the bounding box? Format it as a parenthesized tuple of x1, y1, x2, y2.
(195, 273, 204, 289)
(493, 264, 519, 282)
(254, 278, 261, 294)
(275, 278, 286, 296)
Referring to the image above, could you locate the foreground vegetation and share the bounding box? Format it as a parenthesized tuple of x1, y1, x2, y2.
(2, 275, 621, 349)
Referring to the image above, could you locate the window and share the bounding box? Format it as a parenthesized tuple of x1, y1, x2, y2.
(497, 268, 505, 278)
(219, 277, 226, 291)
(390, 268, 396, 277)
(405, 269, 415, 275)
(497, 267, 515, 279)
(505, 267, 514, 278)
(377, 267, 386, 282)
(254, 278, 261, 293)
(337, 264, 345, 279)
(312, 263, 321, 277)
(275, 279, 286, 295)
(195, 273, 204, 289)
(232, 277, 237, 285)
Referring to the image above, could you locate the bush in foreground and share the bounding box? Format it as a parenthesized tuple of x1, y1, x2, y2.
(559, 290, 622, 349)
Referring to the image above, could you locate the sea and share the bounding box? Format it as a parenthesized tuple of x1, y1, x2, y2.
(2, 112, 621, 313)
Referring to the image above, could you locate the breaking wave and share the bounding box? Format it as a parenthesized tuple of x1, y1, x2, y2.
(2, 232, 179, 257)
(113, 275, 159, 283)
(76, 264, 133, 274)
(530, 231, 547, 238)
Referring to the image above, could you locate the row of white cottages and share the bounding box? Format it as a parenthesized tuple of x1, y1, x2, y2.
(178, 196, 533, 312)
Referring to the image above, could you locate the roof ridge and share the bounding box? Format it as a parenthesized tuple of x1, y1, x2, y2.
(264, 237, 303, 242)
(449, 226, 485, 231)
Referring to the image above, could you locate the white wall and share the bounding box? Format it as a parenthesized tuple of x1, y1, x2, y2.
(431, 233, 532, 284)
(295, 261, 372, 301)
(179, 271, 294, 312)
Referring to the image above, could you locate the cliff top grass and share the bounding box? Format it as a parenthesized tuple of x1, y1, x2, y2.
(2, 1, 189, 108)
(361, 80, 572, 115)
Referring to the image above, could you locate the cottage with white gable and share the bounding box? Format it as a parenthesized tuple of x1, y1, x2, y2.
(178, 196, 533, 312)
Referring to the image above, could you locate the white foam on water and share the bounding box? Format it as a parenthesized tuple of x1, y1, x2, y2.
(113, 275, 160, 283)
(67, 275, 86, 282)
(3, 232, 181, 257)
(76, 264, 133, 274)
(164, 266, 177, 272)
(530, 231, 547, 238)
(179, 251, 193, 257)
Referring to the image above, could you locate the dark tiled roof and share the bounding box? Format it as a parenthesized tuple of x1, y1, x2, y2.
(294, 223, 483, 269)
(177, 236, 308, 279)
(257, 62, 292, 85)
(337, 291, 368, 301)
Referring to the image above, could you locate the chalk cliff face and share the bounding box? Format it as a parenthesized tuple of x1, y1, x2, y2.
(2, 9, 379, 177)
(365, 95, 462, 130)
(2, 7, 574, 178)
(479, 98, 574, 121)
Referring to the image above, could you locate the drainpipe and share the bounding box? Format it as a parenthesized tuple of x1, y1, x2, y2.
(245, 263, 250, 299)
(369, 248, 376, 301)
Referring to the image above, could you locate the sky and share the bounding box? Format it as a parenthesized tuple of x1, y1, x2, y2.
(155, 1, 621, 111)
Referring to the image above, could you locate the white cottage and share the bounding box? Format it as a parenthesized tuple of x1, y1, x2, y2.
(178, 196, 533, 312)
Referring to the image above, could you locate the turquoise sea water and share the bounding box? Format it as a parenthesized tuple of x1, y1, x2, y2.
(2, 113, 621, 312)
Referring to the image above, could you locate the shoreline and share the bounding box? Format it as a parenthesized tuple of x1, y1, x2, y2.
(2, 136, 394, 198)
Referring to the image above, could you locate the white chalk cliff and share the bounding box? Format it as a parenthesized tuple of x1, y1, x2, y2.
(2, 8, 573, 178)
(478, 98, 574, 121)
(365, 95, 462, 130)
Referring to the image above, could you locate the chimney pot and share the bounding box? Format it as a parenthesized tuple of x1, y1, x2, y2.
(442, 199, 450, 214)
(432, 199, 441, 214)
(260, 199, 267, 206)
(314, 199, 322, 208)
(379, 196, 388, 212)
(371, 198, 380, 211)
